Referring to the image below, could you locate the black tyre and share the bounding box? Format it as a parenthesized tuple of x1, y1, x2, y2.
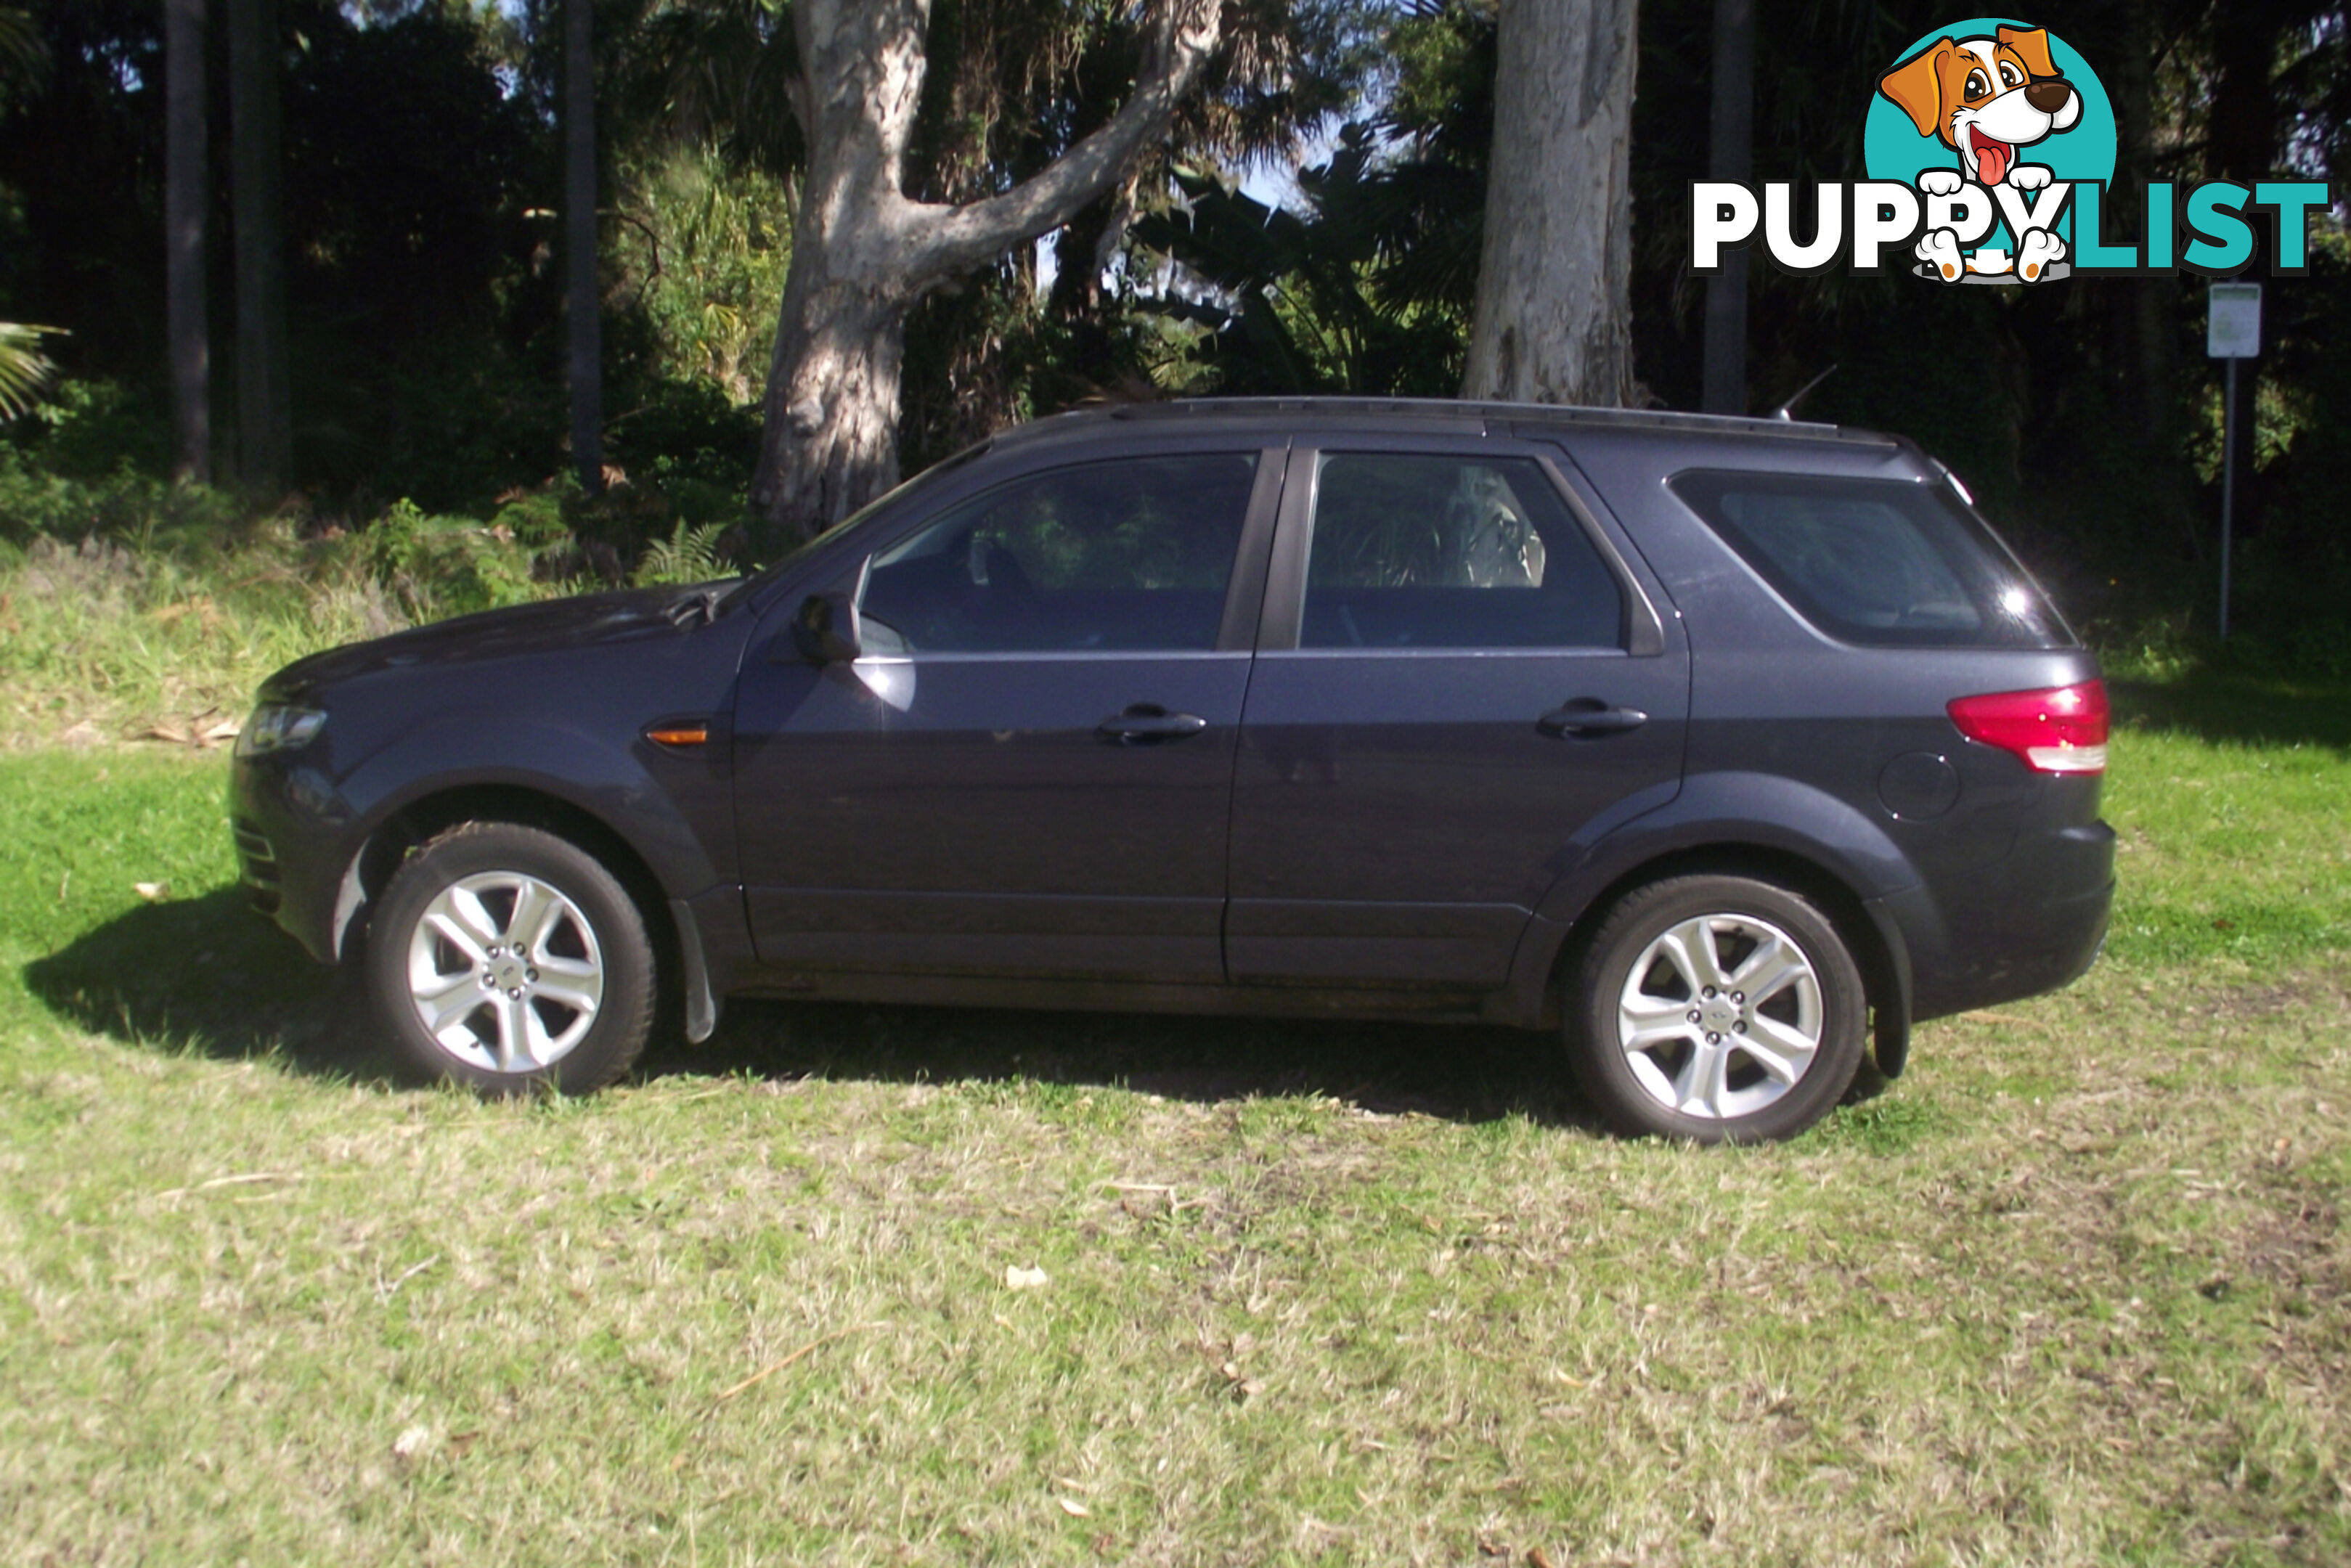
(364, 822, 656, 1095)
(1567, 874, 1867, 1143)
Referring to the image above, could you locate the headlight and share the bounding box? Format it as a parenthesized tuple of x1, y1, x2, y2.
(236, 704, 327, 758)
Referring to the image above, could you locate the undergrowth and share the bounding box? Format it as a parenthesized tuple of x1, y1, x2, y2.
(0, 454, 750, 746)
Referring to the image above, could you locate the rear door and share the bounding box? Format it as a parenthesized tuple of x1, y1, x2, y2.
(1226, 437, 1689, 991)
(733, 446, 1282, 984)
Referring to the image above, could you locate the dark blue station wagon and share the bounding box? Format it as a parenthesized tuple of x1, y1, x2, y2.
(231, 399, 2114, 1141)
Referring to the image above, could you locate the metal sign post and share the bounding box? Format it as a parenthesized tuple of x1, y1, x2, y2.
(2207, 283, 2262, 640)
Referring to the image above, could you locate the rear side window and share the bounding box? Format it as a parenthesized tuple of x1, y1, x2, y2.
(1302, 454, 1623, 649)
(1668, 471, 2070, 648)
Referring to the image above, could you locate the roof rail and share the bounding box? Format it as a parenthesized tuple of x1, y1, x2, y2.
(1060, 394, 1859, 442)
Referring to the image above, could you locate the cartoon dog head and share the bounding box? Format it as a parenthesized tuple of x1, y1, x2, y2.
(1878, 25, 2081, 186)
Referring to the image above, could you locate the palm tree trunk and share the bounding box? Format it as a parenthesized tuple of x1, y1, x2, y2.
(166, 0, 211, 483)
(565, 0, 603, 496)
(226, 0, 290, 496)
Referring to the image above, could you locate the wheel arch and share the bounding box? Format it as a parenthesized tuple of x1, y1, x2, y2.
(335, 783, 679, 984)
(1535, 841, 1912, 1079)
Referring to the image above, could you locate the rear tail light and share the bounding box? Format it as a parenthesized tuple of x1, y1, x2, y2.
(1947, 681, 2108, 774)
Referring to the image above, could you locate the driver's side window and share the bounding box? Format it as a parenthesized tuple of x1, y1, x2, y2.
(859, 454, 1257, 654)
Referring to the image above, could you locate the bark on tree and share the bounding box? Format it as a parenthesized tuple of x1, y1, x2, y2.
(1460, 0, 1639, 408)
(1699, 0, 1750, 415)
(226, 0, 290, 495)
(748, 0, 1221, 550)
(165, 0, 211, 483)
(565, 0, 603, 496)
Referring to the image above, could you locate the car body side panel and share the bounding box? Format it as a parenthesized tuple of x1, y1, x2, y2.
(232, 612, 753, 966)
(733, 652, 1252, 983)
(1226, 436, 1692, 990)
(1527, 428, 2112, 1029)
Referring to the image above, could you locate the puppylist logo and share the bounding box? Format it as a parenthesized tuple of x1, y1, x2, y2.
(1692, 17, 2332, 284)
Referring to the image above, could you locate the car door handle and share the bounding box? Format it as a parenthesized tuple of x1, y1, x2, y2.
(1538, 700, 1649, 738)
(1096, 706, 1210, 745)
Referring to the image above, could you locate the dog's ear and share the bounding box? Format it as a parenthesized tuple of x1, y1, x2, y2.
(1997, 25, 2059, 78)
(1878, 40, 1954, 138)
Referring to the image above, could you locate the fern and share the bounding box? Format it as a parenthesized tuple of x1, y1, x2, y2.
(635, 520, 732, 586)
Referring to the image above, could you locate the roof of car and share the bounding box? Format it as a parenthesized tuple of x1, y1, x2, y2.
(987, 396, 1881, 448)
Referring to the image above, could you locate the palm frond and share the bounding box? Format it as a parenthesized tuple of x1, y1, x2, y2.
(0, 7, 44, 85)
(0, 324, 60, 420)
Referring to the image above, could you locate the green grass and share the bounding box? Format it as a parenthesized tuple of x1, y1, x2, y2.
(0, 681, 2347, 1564)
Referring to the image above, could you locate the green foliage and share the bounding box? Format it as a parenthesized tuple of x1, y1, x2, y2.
(362, 498, 544, 620)
(1125, 1, 1486, 399)
(632, 518, 733, 586)
(611, 143, 792, 404)
(0, 460, 579, 743)
(2, 377, 164, 480)
(1132, 150, 1474, 398)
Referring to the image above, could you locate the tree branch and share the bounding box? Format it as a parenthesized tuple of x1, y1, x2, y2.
(911, 0, 1221, 282)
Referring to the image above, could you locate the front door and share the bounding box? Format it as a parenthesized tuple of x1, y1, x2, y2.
(733, 449, 1281, 984)
(1226, 444, 1690, 990)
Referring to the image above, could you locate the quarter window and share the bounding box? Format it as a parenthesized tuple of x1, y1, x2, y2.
(860, 454, 1257, 653)
(1668, 470, 2069, 648)
(1301, 454, 1623, 649)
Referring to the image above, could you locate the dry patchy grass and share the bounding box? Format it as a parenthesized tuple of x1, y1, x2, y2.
(2, 951, 2347, 1564)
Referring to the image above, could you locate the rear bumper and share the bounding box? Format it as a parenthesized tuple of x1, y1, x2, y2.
(1891, 820, 2116, 1021)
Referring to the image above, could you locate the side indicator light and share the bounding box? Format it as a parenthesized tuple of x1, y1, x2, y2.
(644, 724, 710, 751)
(1947, 681, 2108, 775)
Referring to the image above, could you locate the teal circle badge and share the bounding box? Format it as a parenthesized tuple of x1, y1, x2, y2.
(1863, 18, 2116, 277)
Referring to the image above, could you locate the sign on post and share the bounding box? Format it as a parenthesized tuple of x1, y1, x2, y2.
(2209, 284, 2262, 359)
(2207, 283, 2261, 640)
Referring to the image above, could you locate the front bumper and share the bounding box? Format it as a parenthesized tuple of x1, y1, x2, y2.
(229, 752, 362, 964)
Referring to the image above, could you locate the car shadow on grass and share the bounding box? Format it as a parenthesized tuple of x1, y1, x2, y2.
(22, 889, 394, 1080)
(659, 998, 1598, 1128)
(23, 889, 1597, 1127)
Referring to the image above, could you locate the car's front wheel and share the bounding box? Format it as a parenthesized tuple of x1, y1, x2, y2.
(1567, 874, 1867, 1143)
(365, 822, 656, 1095)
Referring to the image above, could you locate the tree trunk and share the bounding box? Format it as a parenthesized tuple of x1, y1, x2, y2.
(1460, 0, 1638, 407)
(226, 0, 290, 497)
(225, 0, 289, 495)
(1699, 0, 1751, 415)
(748, 0, 1219, 550)
(2207, 2, 2282, 544)
(2107, 0, 2191, 556)
(165, 0, 210, 483)
(565, 0, 603, 496)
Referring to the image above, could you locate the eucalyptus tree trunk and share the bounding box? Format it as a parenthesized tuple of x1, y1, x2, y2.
(749, 0, 1221, 550)
(564, 0, 603, 496)
(226, 0, 290, 495)
(1460, 0, 1638, 408)
(166, 0, 211, 482)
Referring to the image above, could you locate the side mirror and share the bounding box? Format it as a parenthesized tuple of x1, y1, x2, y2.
(792, 590, 863, 665)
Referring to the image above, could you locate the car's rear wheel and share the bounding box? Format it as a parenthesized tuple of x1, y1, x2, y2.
(365, 822, 656, 1095)
(1567, 874, 1867, 1143)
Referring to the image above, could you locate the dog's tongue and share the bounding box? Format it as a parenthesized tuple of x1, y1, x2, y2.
(1971, 128, 2012, 185)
